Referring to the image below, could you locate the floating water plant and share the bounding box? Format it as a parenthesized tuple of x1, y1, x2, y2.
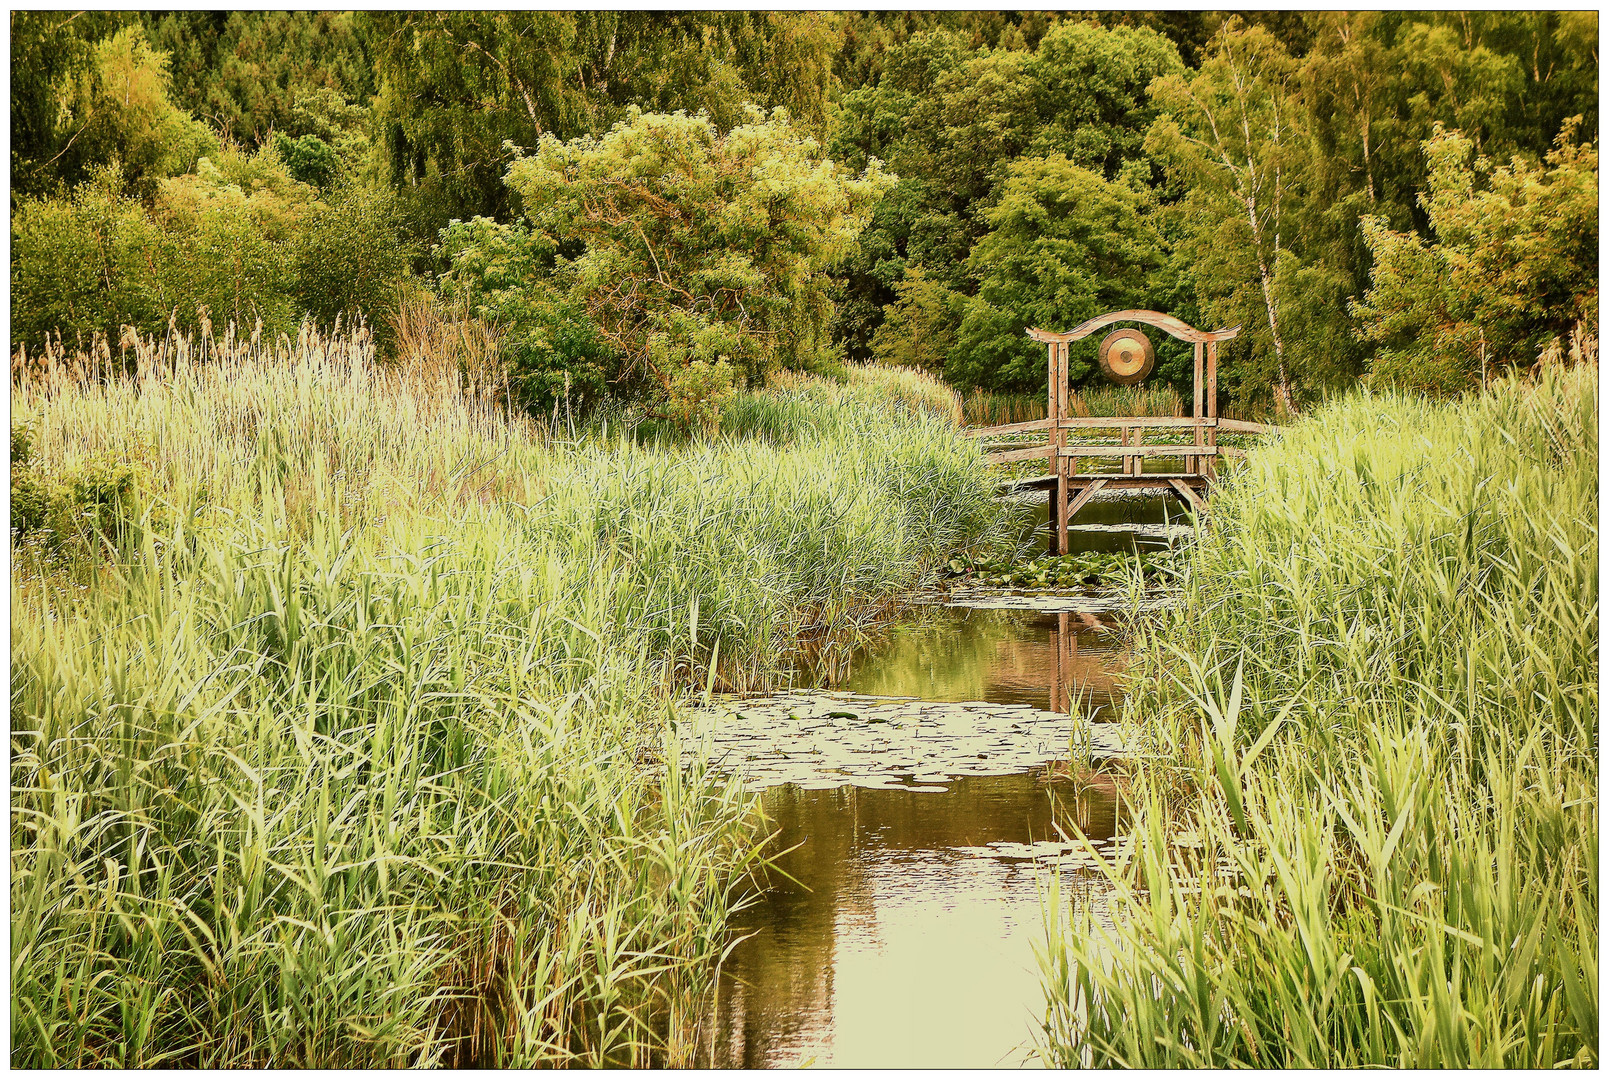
(945, 549, 1184, 591)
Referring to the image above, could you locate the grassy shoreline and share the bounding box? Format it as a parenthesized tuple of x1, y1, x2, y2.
(10, 337, 1014, 1066)
(1038, 364, 1598, 1067)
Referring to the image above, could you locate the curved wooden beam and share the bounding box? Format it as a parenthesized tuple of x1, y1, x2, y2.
(1028, 310, 1240, 345)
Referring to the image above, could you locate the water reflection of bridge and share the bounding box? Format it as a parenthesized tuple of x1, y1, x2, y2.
(981, 611, 1125, 718)
(838, 608, 1126, 718)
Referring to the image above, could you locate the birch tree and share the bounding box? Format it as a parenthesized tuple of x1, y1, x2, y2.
(1146, 21, 1305, 415)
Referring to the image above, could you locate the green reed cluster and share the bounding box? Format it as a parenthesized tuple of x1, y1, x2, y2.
(10, 333, 1012, 1066)
(1039, 363, 1598, 1068)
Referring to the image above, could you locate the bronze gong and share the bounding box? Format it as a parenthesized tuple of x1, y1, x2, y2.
(1096, 327, 1155, 385)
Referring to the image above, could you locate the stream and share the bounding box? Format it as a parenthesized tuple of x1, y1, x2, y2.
(690, 496, 1179, 1068)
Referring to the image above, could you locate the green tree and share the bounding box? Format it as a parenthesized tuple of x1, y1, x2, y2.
(272, 133, 341, 190)
(831, 23, 1182, 365)
(11, 11, 130, 197)
(152, 146, 316, 339)
(1028, 21, 1186, 177)
(1355, 122, 1598, 394)
(943, 155, 1164, 391)
(25, 23, 215, 198)
(499, 108, 892, 426)
(370, 12, 840, 242)
(143, 12, 375, 146)
(868, 267, 964, 374)
(291, 184, 415, 346)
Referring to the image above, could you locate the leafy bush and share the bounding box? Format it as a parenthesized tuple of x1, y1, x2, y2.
(945, 155, 1166, 392)
(291, 183, 415, 346)
(498, 107, 894, 428)
(13, 141, 413, 351)
(273, 131, 340, 189)
(11, 167, 164, 350)
(436, 217, 615, 413)
(10, 422, 143, 551)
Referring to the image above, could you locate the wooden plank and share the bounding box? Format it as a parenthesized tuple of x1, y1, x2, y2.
(968, 418, 1054, 437)
(1002, 473, 1210, 494)
(999, 474, 1057, 491)
(1217, 417, 1280, 435)
(1058, 416, 1210, 430)
(1219, 445, 1248, 459)
(1029, 312, 1241, 345)
(1168, 477, 1208, 514)
(985, 445, 1057, 464)
(1059, 445, 1219, 458)
(979, 438, 1052, 449)
(1064, 476, 1108, 521)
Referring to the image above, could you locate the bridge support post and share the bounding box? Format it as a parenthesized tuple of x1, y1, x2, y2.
(1054, 342, 1070, 554)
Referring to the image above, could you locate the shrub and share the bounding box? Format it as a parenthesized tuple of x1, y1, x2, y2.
(9, 430, 143, 550)
(10, 471, 56, 537)
(436, 216, 615, 414)
(273, 131, 340, 190)
(291, 183, 415, 347)
(498, 107, 894, 428)
(10, 167, 163, 351)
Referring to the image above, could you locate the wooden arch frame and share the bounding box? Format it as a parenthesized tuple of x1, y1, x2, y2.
(1028, 308, 1240, 346)
(1021, 310, 1240, 551)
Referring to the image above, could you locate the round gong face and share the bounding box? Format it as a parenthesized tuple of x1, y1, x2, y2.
(1097, 328, 1156, 385)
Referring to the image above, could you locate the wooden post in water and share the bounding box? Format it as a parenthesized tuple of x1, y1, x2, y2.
(1205, 339, 1218, 483)
(1055, 342, 1071, 554)
(1045, 340, 1060, 554)
(1055, 611, 1073, 714)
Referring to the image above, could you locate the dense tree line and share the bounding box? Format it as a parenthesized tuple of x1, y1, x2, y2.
(10, 11, 1598, 419)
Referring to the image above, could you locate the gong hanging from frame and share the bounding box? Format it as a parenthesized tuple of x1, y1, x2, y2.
(1096, 327, 1155, 385)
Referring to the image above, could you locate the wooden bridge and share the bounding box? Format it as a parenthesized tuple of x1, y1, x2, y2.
(967, 310, 1280, 553)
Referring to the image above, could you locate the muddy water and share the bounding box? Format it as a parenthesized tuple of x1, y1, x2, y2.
(704, 606, 1135, 1068)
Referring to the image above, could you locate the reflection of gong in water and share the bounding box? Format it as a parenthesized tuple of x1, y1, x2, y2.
(1096, 327, 1155, 385)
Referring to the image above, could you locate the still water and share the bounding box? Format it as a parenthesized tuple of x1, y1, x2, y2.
(705, 606, 1133, 1069)
(708, 774, 1123, 1068)
(1028, 491, 1193, 554)
(835, 607, 1125, 718)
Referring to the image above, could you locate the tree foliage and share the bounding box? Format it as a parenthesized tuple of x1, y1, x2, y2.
(7, 10, 1601, 412)
(491, 108, 892, 427)
(1356, 122, 1598, 394)
(143, 12, 375, 146)
(945, 156, 1165, 391)
(11, 144, 413, 351)
(369, 12, 840, 242)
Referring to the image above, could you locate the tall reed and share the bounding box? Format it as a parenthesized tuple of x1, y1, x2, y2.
(1038, 364, 1598, 1068)
(10, 328, 1013, 1066)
